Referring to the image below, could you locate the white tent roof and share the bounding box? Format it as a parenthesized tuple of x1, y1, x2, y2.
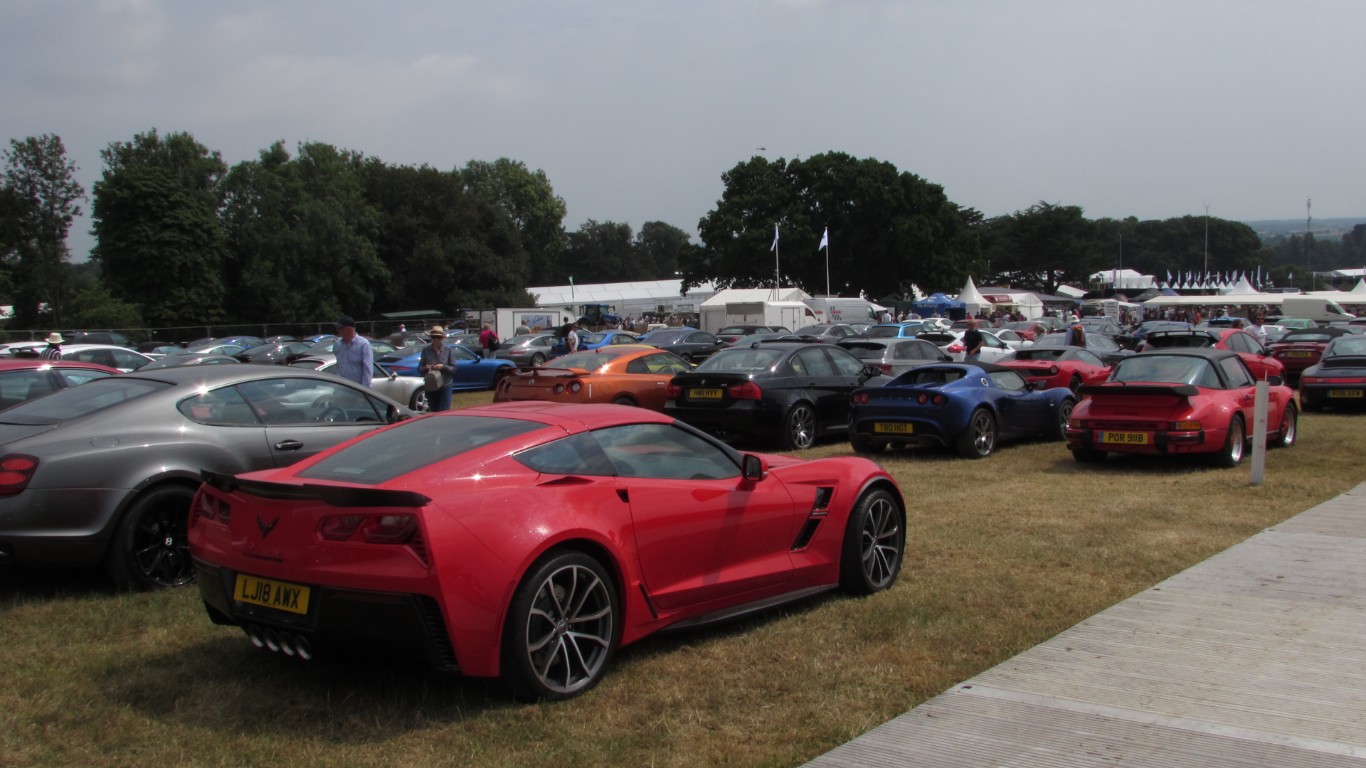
(1055, 285, 1087, 298)
(1220, 277, 1263, 296)
(529, 279, 717, 308)
(700, 287, 811, 307)
(956, 276, 990, 314)
(1091, 268, 1155, 290)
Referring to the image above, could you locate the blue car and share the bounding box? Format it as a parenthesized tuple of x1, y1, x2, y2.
(377, 344, 515, 391)
(580, 330, 643, 350)
(847, 362, 1076, 458)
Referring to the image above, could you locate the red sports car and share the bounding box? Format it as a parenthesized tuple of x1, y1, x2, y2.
(189, 402, 905, 700)
(996, 346, 1110, 392)
(1065, 348, 1297, 466)
(1140, 328, 1284, 382)
(1268, 327, 1360, 382)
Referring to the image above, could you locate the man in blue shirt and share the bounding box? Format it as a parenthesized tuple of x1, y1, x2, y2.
(332, 315, 373, 387)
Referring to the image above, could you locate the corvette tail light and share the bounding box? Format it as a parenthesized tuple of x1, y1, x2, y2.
(0, 454, 38, 497)
(727, 381, 763, 400)
(319, 513, 420, 546)
(320, 515, 364, 540)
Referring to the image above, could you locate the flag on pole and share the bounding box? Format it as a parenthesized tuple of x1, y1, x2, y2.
(771, 224, 780, 252)
(818, 227, 829, 251)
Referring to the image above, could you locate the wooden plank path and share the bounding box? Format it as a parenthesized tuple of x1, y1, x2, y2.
(805, 482, 1366, 767)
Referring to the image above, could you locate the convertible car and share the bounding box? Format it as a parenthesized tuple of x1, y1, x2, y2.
(1298, 335, 1366, 411)
(1065, 348, 1297, 466)
(996, 346, 1110, 392)
(847, 362, 1076, 458)
(189, 402, 905, 700)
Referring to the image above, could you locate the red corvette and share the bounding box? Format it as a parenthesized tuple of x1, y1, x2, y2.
(996, 346, 1110, 392)
(1065, 348, 1297, 466)
(189, 402, 905, 700)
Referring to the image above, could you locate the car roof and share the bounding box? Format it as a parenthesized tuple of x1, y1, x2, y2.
(0, 358, 120, 372)
(1127, 348, 1240, 362)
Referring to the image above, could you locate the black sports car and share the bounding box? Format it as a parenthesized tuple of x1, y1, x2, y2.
(1298, 335, 1366, 411)
(665, 340, 886, 449)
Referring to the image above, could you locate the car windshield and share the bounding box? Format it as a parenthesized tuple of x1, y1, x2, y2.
(297, 415, 544, 485)
(1112, 356, 1217, 386)
(694, 347, 786, 373)
(1328, 338, 1366, 356)
(548, 350, 625, 370)
(0, 376, 170, 425)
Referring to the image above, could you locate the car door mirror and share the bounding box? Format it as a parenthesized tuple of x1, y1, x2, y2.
(387, 404, 408, 423)
(741, 453, 766, 482)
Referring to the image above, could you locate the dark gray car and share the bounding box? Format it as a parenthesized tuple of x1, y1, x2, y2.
(0, 365, 414, 590)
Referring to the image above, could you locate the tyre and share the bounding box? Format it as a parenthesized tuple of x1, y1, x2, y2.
(839, 488, 904, 595)
(611, 395, 636, 406)
(529, 353, 546, 367)
(502, 551, 618, 701)
(1068, 374, 1083, 393)
(955, 408, 996, 458)
(780, 403, 817, 450)
(1052, 398, 1075, 441)
(1270, 401, 1298, 449)
(104, 485, 198, 590)
(408, 388, 430, 412)
(1213, 415, 1246, 468)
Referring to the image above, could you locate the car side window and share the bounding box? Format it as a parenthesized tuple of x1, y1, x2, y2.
(826, 347, 865, 377)
(591, 423, 739, 480)
(794, 348, 835, 376)
(1076, 350, 1104, 367)
(0, 369, 55, 409)
(54, 368, 115, 387)
(178, 385, 262, 426)
(237, 378, 383, 425)
(635, 353, 688, 375)
(1219, 357, 1253, 388)
(1225, 333, 1252, 354)
(516, 431, 616, 476)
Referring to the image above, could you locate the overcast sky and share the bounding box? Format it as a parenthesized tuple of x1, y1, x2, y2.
(3, 0, 1362, 261)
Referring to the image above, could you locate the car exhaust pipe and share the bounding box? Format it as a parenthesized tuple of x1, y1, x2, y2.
(243, 624, 312, 661)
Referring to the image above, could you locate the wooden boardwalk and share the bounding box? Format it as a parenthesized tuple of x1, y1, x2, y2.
(805, 482, 1366, 767)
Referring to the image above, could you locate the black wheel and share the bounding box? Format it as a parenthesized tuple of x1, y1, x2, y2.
(1053, 398, 1075, 441)
(408, 388, 430, 412)
(490, 367, 511, 390)
(780, 403, 817, 450)
(104, 485, 197, 590)
(529, 353, 547, 367)
(1067, 375, 1083, 393)
(1071, 447, 1106, 463)
(955, 408, 996, 458)
(851, 433, 886, 453)
(840, 488, 905, 595)
(1270, 401, 1298, 448)
(611, 395, 636, 406)
(502, 551, 618, 701)
(1214, 415, 1246, 468)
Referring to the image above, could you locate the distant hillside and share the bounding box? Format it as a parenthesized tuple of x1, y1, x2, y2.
(1245, 217, 1365, 240)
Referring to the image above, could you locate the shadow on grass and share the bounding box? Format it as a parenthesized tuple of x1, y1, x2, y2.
(0, 564, 115, 603)
(99, 589, 839, 743)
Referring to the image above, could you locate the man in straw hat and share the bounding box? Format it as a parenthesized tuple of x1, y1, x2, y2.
(40, 332, 64, 360)
(419, 325, 457, 412)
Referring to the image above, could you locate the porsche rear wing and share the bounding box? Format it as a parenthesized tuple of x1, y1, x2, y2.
(1077, 383, 1199, 398)
(200, 470, 431, 508)
(1319, 355, 1366, 370)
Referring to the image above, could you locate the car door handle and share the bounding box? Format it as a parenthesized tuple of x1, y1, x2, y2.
(274, 440, 304, 451)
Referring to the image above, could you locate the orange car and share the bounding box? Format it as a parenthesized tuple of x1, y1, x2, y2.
(492, 345, 691, 411)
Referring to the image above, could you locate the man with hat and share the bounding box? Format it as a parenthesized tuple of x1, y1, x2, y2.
(40, 332, 64, 360)
(333, 316, 373, 387)
(419, 325, 457, 412)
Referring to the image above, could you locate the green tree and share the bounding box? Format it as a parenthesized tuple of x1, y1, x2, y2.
(980, 202, 1098, 294)
(564, 220, 636, 284)
(361, 161, 532, 311)
(2, 134, 84, 328)
(62, 263, 144, 334)
(221, 142, 388, 322)
(688, 153, 978, 298)
(461, 159, 567, 285)
(91, 129, 229, 326)
(634, 221, 700, 282)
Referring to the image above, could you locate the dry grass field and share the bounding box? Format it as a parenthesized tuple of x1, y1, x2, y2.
(2, 390, 1361, 768)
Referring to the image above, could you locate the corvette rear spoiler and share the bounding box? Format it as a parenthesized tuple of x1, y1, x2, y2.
(1077, 383, 1199, 398)
(200, 470, 431, 508)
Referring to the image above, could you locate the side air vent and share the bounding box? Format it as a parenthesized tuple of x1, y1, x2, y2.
(413, 595, 460, 672)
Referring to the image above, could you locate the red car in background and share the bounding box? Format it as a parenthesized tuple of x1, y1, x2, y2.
(997, 346, 1110, 392)
(0, 358, 121, 410)
(1065, 349, 1297, 467)
(1268, 327, 1361, 383)
(1140, 328, 1284, 382)
(1002, 320, 1050, 342)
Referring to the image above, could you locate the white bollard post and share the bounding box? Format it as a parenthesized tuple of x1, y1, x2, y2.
(1250, 379, 1268, 485)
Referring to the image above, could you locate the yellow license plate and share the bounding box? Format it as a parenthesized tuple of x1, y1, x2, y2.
(1098, 431, 1150, 445)
(873, 422, 914, 434)
(234, 573, 311, 615)
(1287, 350, 1313, 358)
(689, 388, 722, 399)
(1328, 389, 1364, 399)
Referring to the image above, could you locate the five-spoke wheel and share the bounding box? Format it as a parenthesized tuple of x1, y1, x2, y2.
(840, 488, 905, 595)
(503, 552, 618, 701)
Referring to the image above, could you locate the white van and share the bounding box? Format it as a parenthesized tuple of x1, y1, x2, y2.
(1280, 297, 1356, 323)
